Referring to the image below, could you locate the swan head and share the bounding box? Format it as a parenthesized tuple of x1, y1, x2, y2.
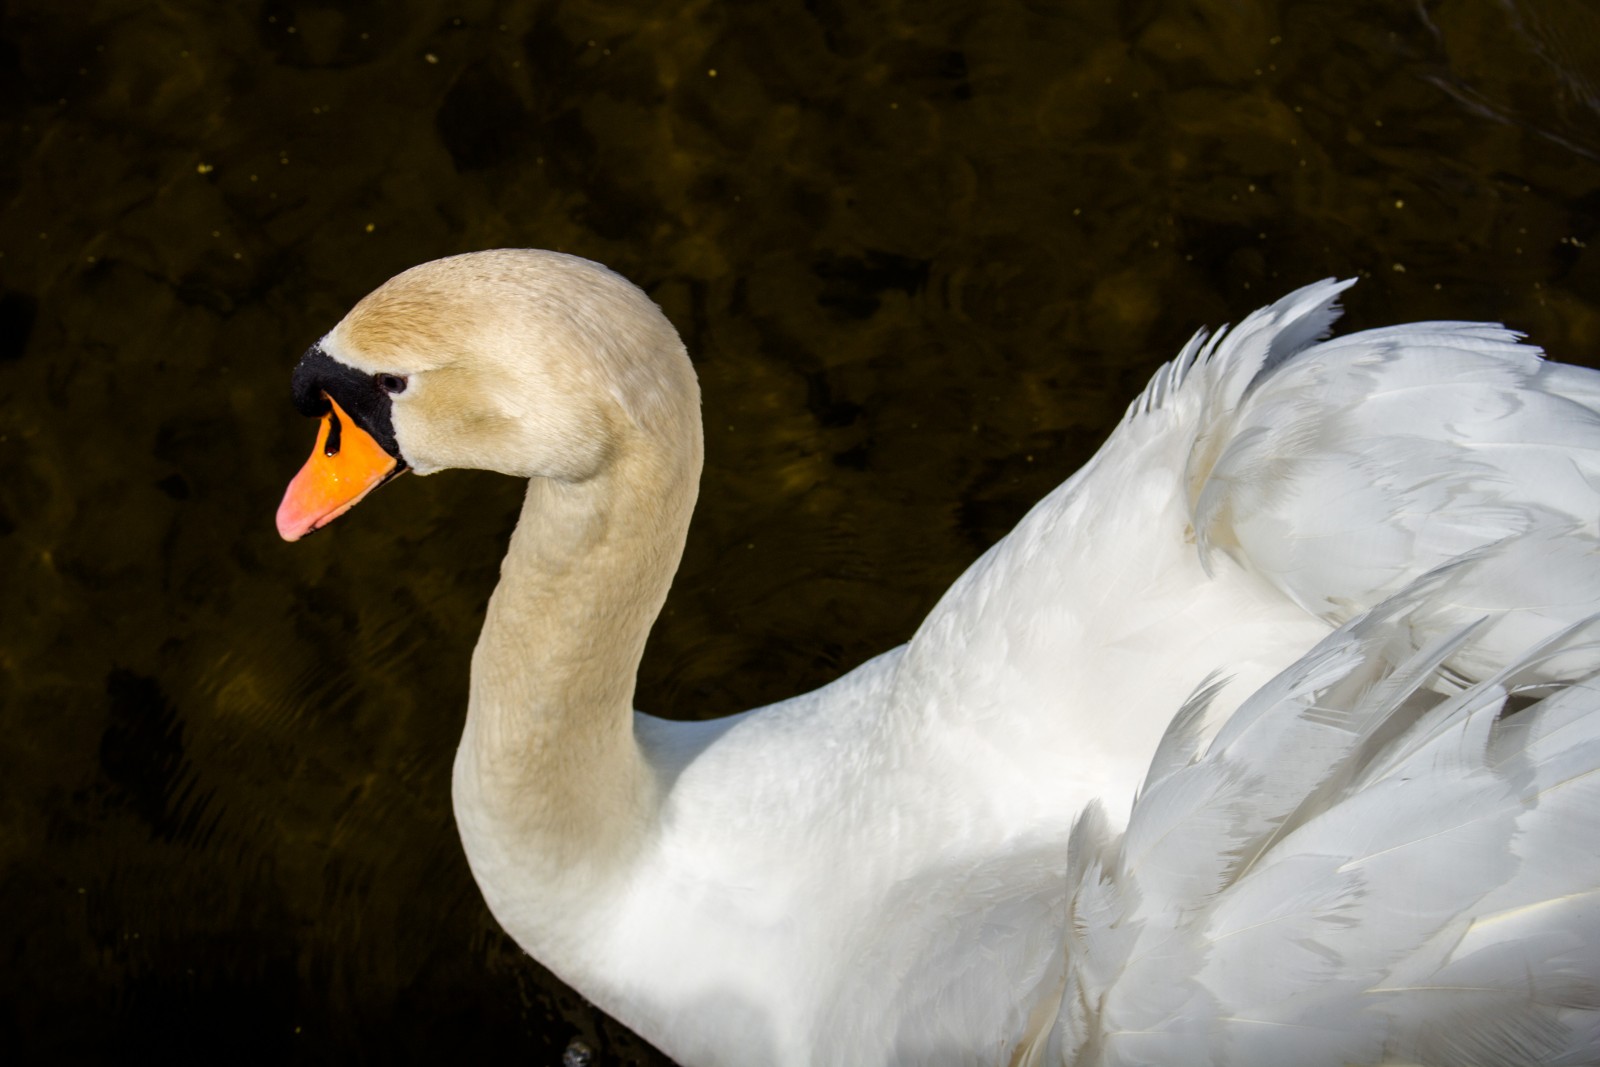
(276, 249, 698, 541)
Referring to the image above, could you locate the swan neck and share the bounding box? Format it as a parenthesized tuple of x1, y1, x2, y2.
(456, 434, 699, 881)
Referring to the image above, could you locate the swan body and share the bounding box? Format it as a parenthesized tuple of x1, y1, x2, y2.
(278, 251, 1600, 1065)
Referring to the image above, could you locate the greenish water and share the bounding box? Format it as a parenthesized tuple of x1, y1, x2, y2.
(2, 0, 1598, 1062)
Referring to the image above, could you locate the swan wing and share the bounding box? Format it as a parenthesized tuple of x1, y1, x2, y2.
(1188, 282, 1600, 679)
(1052, 575, 1600, 1066)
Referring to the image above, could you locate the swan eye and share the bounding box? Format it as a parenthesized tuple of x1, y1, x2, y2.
(376, 373, 408, 395)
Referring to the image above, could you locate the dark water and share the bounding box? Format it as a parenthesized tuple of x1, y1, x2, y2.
(3, 0, 1598, 1062)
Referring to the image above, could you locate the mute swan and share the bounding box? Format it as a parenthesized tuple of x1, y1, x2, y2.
(277, 250, 1600, 1066)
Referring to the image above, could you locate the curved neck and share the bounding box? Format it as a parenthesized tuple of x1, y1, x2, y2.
(453, 427, 700, 929)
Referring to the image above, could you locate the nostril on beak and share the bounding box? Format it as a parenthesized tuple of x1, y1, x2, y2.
(324, 406, 343, 458)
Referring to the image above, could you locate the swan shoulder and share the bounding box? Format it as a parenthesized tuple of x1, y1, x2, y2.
(880, 281, 1403, 823)
(1050, 588, 1600, 1065)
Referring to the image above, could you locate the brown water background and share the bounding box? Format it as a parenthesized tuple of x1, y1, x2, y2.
(4, 0, 1599, 1062)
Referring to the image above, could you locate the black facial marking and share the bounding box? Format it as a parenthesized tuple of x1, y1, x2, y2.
(290, 343, 406, 463)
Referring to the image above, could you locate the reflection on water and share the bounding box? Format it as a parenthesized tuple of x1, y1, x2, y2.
(1422, 0, 1600, 161)
(2, 0, 1597, 1061)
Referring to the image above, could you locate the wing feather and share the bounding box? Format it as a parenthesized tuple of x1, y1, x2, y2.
(1055, 591, 1600, 1065)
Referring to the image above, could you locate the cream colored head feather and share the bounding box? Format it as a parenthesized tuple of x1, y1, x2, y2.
(320, 249, 699, 481)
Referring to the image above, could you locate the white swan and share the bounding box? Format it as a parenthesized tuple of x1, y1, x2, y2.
(276, 250, 1600, 1066)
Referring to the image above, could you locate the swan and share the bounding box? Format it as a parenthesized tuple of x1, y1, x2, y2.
(276, 250, 1600, 1066)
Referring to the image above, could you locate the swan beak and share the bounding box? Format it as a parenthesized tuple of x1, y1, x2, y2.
(277, 395, 405, 541)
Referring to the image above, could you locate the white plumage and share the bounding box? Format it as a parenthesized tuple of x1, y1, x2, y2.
(280, 252, 1600, 1066)
(1057, 603, 1600, 1066)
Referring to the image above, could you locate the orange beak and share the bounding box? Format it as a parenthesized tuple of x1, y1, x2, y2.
(277, 395, 404, 541)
